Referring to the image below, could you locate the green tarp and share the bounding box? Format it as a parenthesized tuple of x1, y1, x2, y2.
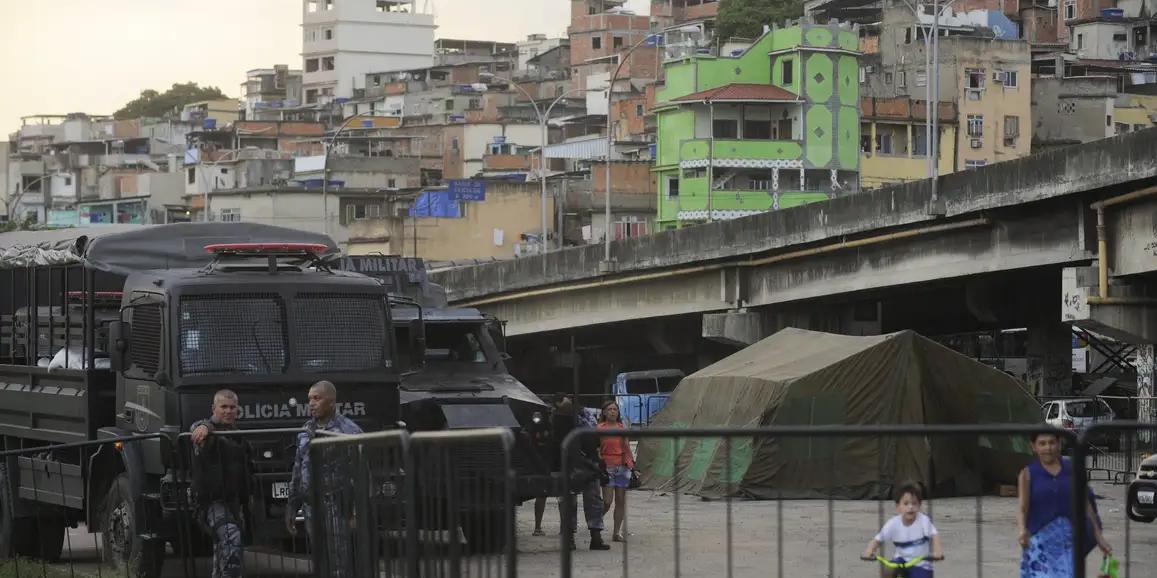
(638, 328, 1040, 499)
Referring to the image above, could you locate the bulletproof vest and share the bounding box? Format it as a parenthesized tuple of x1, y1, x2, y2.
(192, 435, 250, 505)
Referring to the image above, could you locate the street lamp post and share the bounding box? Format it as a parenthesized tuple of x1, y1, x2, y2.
(603, 33, 660, 272)
(481, 73, 584, 260)
(324, 111, 379, 236)
(899, 0, 954, 214)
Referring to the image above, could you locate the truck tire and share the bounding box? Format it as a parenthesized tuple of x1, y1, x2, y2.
(460, 510, 509, 554)
(34, 516, 66, 562)
(0, 463, 38, 558)
(100, 473, 164, 578)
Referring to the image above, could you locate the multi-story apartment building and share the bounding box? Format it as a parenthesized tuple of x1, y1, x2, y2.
(301, 0, 435, 105)
(568, 0, 658, 93)
(6, 114, 192, 224)
(808, 0, 1031, 185)
(517, 34, 567, 71)
(242, 65, 304, 120)
(652, 19, 862, 228)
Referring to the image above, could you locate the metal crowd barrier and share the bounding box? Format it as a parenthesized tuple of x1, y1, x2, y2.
(171, 427, 311, 578)
(0, 433, 162, 578)
(309, 427, 517, 578)
(559, 423, 1157, 578)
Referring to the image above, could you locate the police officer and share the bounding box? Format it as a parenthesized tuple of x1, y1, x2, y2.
(285, 381, 363, 577)
(552, 395, 611, 551)
(190, 389, 249, 578)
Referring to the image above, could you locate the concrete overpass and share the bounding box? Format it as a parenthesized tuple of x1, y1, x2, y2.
(430, 130, 1157, 397)
(433, 129, 1157, 331)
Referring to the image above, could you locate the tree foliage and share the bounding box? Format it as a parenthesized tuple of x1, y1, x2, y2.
(113, 82, 228, 120)
(715, 0, 805, 43)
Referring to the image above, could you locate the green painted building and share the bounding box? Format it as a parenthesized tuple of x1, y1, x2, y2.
(653, 19, 861, 228)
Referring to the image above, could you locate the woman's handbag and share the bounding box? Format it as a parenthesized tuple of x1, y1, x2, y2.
(629, 469, 641, 489)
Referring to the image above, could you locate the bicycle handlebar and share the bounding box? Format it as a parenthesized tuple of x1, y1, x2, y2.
(861, 554, 944, 567)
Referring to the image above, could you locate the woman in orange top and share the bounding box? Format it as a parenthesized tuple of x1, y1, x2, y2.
(598, 400, 634, 542)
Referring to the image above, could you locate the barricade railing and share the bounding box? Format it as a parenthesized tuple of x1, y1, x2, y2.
(172, 427, 309, 578)
(1074, 422, 1157, 578)
(0, 433, 161, 578)
(558, 423, 1157, 578)
(308, 427, 517, 578)
(308, 429, 407, 578)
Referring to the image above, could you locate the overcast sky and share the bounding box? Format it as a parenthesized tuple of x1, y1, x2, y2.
(0, 0, 650, 134)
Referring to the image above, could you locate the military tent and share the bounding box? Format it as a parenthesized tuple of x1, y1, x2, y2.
(637, 328, 1040, 499)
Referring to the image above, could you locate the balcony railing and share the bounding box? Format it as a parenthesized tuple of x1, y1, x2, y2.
(678, 139, 803, 163)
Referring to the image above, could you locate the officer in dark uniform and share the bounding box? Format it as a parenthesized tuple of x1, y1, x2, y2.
(551, 395, 611, 551)
(190, 389, 251, 578)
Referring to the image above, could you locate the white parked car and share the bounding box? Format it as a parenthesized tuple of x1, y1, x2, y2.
(1041, 398, 1118, 449)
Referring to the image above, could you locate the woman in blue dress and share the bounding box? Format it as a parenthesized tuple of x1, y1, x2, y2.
(1017, 431, 1111, 577)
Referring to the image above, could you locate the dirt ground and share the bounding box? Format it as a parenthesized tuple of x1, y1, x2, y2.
(514, 480, 1157, 578)
(10, 480, 1155, 577)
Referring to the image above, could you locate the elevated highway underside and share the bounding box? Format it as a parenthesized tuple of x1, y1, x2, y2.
(430, 129, 1157, 398)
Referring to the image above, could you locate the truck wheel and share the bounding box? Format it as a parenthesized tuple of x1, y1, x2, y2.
(34, 516, 66, 562)
(0, 463, 37, 558)
(460, 510, 509, 554)
(100, 474, 164, 578)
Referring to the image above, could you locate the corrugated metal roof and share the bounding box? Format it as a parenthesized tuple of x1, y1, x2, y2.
(673, 83, 799, 103)
(542, 136, 610, 160)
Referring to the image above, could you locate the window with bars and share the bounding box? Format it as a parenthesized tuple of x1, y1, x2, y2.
(967, 115, 984, 138)
(130, 303, 163, 375)
(293, 293, 389, 372)
(179, 294, 288, 376)
(1004, 115, 1020, 146)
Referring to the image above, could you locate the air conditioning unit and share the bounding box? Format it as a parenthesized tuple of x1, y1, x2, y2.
(993, 71, 1004, 83)
(970, 138, 983, 149)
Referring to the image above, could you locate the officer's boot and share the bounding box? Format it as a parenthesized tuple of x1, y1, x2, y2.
(589, 529, 611, 550)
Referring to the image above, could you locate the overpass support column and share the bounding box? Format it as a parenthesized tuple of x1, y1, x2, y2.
(702, 309, 767, 347)
(1134, 345, 1156, 442)
(1027, 322, 1072, 397)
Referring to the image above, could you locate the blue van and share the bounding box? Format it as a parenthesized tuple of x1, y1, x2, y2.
(612, 369, 685, 426)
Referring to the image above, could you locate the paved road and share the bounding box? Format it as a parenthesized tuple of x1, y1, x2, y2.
(15, 480, 1157, 578)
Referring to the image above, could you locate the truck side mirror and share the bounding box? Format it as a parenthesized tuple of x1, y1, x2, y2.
(409, 319, 426, 369)
(109, 321, 131, 372)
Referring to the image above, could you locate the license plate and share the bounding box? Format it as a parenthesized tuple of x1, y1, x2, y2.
(271, 482, 291, 500)
(1140, 490, 1155, 505)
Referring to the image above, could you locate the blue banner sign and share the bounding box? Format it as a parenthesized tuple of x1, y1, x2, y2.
(447, 179, 486, 201)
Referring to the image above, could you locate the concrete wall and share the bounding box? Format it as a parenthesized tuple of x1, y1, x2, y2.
(137, 172, 185, 208)
(211, 189, 330, 238)
(328, 156, 420, 189)
(1107, 193, 1157, 277)
(347, 182, 555, 260)
(431, 128, 1157, 303)
(1070, 21, 1133, 60)
(1031, 76, 1116, 149)
(481, 198, 1087, 336)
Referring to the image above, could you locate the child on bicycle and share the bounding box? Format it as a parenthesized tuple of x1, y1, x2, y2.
(862, 483, 944, 578)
